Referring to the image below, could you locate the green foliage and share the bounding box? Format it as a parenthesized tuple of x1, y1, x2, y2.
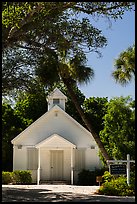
(77, 170, 94, 185)
(2, 170, 32, 184)
(12, 170, 32, 184)
(130, 170, 135, 190)
(102, 171, 114, 182)
(35, 51, 95, 90)
(99, 96, 135, 161)
(2, 172, 13, 184)
(98, 170, 135, 196)
(77, 168, 107, 186)
(2, 102, 28, 171)
(2, 47, 35, 93)
(99, 175, 135, 196)
(112, 44, 135, 86)
(14, 82, 48, 122)
(3, 2, 134, 50)
(2, 2, 134, 94)
(83, 97, 108, 135)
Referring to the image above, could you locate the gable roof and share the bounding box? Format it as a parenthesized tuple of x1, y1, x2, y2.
(11, 105, 95, 144)
(47, 88, 67, 101)
(35, 134, 76, 148)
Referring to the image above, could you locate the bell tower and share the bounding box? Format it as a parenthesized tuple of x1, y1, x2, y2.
(47, 88, 67, 111)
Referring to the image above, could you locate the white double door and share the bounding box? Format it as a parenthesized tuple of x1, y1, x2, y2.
(50, 150, 63, 180)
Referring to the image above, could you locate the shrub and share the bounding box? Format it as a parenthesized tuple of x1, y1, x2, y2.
(77, 168, 107, 186)
(12, 170, 32, 184)
(102, 171, 114, 182)
(77, 169, 93, 185)
(130, 171, 135, 190)
(2, 170, 32, 184)
(98, 174, 135, 196)
(2, 171, 13, 184)
(99, 181, 118, 196)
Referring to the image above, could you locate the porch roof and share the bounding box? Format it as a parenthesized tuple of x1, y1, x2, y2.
(35, 134, 76, 148)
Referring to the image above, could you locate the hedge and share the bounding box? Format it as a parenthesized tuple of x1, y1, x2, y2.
(2, 170, 32, 184)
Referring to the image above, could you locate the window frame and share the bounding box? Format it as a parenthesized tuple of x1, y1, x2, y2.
(53, 98, 60, 105)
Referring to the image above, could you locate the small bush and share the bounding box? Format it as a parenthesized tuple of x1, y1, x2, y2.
(77, 168, 106, 186)
(102, 171, 114, 182)
(77, 170, 93, 185)
(98, 174, 135, 196)
(13, 170, 32, 184)
(99, 181, 118, 196)
(2, 171, 13, 184)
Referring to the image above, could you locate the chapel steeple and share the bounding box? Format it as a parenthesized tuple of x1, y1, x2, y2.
(47, 88, 67, 111)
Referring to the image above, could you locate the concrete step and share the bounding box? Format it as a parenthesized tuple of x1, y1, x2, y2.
(40, 180, 70, 185)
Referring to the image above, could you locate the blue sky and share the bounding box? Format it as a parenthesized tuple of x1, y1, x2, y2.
(78, 9, 135, 100)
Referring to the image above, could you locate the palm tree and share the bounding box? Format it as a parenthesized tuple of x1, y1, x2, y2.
(35, 51, 112, 161)
(112, 45, 135, 86)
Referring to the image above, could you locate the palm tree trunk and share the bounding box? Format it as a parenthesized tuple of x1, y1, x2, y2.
(63, 78, 112, 161)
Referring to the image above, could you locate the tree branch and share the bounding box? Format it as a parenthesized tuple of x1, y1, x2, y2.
(73, 2, 134, 15)
(7, 2, 77, 41)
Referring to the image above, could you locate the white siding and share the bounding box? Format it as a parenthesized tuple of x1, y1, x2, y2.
(74, 149, 85, 171)
(85, 148, 102, 170)
(63, 149, 71, 180)
(13, 146, 27, 170)
(40, 149, 50, 180)
(27, 148, 38, 170)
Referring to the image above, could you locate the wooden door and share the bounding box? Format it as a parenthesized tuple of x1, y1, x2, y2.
(50, 150, 63, 180)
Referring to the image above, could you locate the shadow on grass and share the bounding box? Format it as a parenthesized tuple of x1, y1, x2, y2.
(2, 186, 135, 202)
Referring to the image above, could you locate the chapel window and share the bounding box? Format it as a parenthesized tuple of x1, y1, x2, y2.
(53, 99, 60, 105)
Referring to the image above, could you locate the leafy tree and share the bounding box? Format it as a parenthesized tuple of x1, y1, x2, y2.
(83, 97, 108, 135)
(2, 47, 35, 94)
(112, 44, 135, 86)
(2, 2, 134, 50)
(14, 80, 48, 122)
(2, 2, 134, 93)
(2, 103, 29, 171)
(99, 96, 135, 161)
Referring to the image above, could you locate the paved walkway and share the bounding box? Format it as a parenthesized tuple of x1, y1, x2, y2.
(2, 185, 135, 202)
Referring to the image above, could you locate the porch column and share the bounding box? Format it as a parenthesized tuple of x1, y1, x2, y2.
(70, 147, 74, 185)
(37, 148, 41, 185)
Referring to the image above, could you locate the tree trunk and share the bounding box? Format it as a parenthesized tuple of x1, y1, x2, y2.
(63, 78, 112, 161)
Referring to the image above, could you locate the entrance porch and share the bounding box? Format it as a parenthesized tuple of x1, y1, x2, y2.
(35, 134, 76, 185)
